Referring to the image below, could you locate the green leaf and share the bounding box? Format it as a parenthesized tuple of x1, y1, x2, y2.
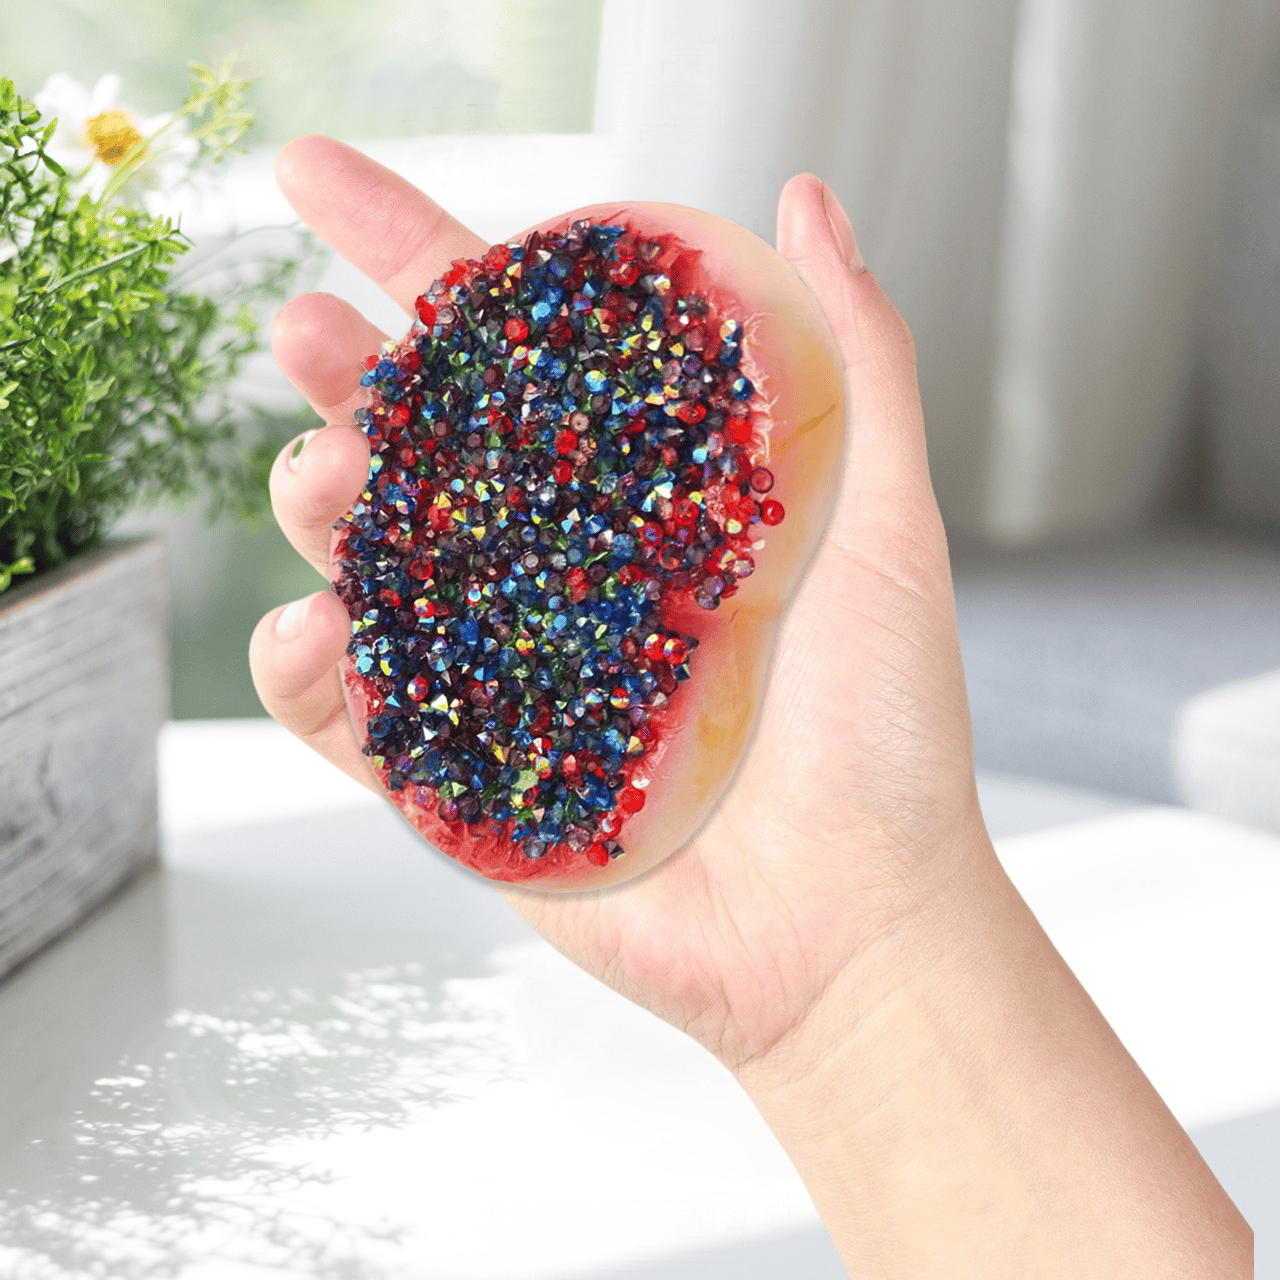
(0, 65, 315, 577)
(0, 556, 36, 593)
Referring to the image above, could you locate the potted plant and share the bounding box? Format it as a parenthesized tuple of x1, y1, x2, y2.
(0, 66, 301, 980)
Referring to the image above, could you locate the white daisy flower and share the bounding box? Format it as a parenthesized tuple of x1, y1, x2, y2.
(34, 72, 199, 204)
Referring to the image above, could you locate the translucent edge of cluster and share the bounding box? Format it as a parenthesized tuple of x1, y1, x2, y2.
(334, 217, 785, 874)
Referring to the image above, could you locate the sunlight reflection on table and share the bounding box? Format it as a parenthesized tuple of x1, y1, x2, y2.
(0, 721, 1275, 1278)
(0, 726, 837, 1279)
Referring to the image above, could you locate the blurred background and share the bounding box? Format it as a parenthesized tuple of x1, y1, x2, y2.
(3, 0, 1280, 818)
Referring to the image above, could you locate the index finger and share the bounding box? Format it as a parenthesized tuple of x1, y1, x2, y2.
(276, 134, 489, 318)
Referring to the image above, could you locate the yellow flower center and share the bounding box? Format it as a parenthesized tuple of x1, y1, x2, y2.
(82, 110, 146, 165)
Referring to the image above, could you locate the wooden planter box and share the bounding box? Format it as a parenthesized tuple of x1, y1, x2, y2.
(0, 538, 167, 982)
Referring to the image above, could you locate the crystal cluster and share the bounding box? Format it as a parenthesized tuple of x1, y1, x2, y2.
(336, 219, 784, 868)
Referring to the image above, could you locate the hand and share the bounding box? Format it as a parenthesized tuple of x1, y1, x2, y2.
(250, 134, 976, 1071)
(251, 137, 1249, 1277)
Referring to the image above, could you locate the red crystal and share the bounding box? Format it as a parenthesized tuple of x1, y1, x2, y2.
(415, 297, 437, 327)
(504, 317, 530, 343)
(662, 638, 687, 665)
(619, 786, 646, 814)
(760, 498, 785, 525)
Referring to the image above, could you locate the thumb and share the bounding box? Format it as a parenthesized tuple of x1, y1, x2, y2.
(775, 175, 943, 563)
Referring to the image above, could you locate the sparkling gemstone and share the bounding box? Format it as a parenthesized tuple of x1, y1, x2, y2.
(339, 215, 771, 865)
(618, 786, 646, 814)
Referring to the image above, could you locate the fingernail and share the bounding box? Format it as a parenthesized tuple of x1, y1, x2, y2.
(275, 595, 310, 641)
(287, 429, 319, 472)
(821, 183, 864, 272)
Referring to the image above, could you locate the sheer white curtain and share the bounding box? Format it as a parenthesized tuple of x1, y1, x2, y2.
(594, 0, 1018, 537)
(986, 0, 1280, 543)
(1204, 50, 1280, 529)
(197, 0, 1277, 548)
(591, 0, 1280, 544)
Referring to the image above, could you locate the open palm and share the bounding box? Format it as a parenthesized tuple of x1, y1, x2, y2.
(251, 136, 983, 1073)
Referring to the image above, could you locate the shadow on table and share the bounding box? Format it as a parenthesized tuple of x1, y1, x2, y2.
(561, 1223, 846, 1279)
(1189, 1107, 1279, 1280)
(0, 865, 168, 1166)
(0, 807, 536, 1279)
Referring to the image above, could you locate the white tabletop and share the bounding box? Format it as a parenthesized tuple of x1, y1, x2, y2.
(0, 721, 1275, 1279)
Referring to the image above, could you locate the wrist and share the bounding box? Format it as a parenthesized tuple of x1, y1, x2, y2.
(728, 817, 988, 1131)
(731, 824, 1251, 1279)
(729, 809, 995, 1092)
